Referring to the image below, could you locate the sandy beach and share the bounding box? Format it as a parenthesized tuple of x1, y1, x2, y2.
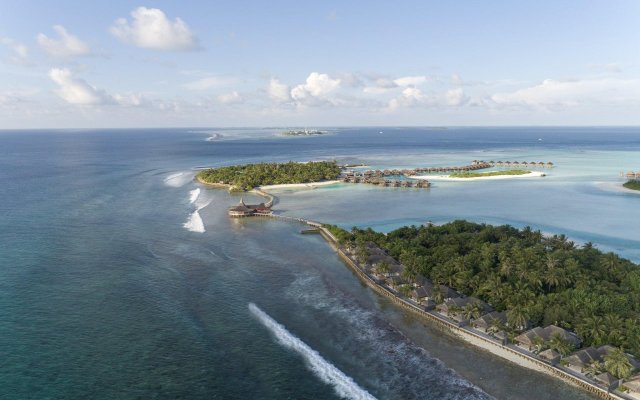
(410, 171, 546, 181)
(258, 180, 342, 190)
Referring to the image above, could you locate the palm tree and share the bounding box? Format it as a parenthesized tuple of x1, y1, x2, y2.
(603, 314, 625, 346)
(547, 332, 574, 356)
(531, 336, 546, 354)
(432, 287, 444, 304)
(577, 316, 606, 346)
(604, 347, 633, 379)
(377, 260, 390, 275)
(584, 360, 605, 377)
(487, 317, 505, 335)
(462, 302, 483, 320)
(507, 306, 529, 331)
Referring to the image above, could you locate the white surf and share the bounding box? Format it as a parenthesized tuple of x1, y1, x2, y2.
(189, 188, 201, 204)
(183, 199, 211, 233)
(248, 303, 377, 400)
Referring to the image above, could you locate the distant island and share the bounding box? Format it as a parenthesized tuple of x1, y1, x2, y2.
(623, 180, 640, 191)
(196, 160, 341, 191)
(281, 129, 326, 136)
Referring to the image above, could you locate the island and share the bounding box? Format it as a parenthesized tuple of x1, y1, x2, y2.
(321, 221, 640, 398)
(196, 160, 341, 191)
(195, 157, 640, 398)
(624, 180, 640, 191)
(281, 129, 326, 136)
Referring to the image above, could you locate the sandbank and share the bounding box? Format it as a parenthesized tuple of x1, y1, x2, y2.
(258, 180, 342, 190)
(410, 171, 546, 181)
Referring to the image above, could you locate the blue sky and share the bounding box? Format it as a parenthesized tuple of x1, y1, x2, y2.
(1, 0, 639, 128)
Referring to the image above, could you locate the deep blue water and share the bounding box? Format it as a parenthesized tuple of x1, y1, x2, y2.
(2, 127, 638, 400)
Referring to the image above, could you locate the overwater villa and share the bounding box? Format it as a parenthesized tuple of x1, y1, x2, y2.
(228, 198, 272, 217)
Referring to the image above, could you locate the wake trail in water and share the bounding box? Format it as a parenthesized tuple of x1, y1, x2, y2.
(248, 303, 377, 400)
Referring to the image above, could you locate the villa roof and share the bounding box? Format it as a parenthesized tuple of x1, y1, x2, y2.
(473, 311, 507, 328)
(515, 325, 582, 347)
(594, 372, 618, 386)
(625, 375, 640, 392)
(566, 347, 600, 367)
(538, 348, 561, 361)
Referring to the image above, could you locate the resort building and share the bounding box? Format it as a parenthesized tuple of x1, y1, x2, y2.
(436, 296, 493, 324)
(471, 311, 507, 333)
(538, 348, 561, 364)
(564, 345, 640, 375)
(228, 198, 272, 217)
(514, 325, 582, 352)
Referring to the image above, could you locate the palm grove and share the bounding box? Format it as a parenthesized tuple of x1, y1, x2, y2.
(328, 221, 640, 366)
(197, 161, 341, 190)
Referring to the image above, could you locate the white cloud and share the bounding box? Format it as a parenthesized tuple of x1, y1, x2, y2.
(451, 73, 464, 85)
(110, 7, 197, 50)
(268, 78, 291, 102)
(490, 78, 640, 109)
(1, 37, 29, 65)
(184, 76, 233, 91)
(217, 91, 243, 104)
(48, 68, 112, 105)
(393, 75, 429, 87)
(446, 88, 468, 106)
(290, 72, 341, 102)
(388, 87, 427, 110)
(37, 25, 90, 58)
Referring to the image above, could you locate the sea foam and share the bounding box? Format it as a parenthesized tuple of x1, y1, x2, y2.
(183, 199, 211, 233)
(248, 303, 377, 400)
(189, 188, 201, 204)
(164, 172, 193, 187)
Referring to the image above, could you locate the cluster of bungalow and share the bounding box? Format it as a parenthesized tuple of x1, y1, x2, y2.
(341, 172, 430, 188)
(621, 171, 640, 180)
(344, 241, 640, 398)
(227, 198, 272, 217)
(477, 160, 554, 168)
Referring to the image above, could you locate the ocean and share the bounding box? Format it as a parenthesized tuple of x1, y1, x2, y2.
(1, 127, 639, 400)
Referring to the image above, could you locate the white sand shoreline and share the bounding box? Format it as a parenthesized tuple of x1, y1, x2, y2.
(258, 180, 342, 190)
(410, 171, 546, 181)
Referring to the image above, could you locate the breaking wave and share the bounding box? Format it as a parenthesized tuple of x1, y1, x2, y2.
(249, 303, 377, 400)
(189, 188, 201, 204)
(164, 172, 193, 187)
(183, 199, 211, 233)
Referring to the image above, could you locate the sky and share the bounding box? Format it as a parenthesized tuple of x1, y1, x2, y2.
(1, 0, 640, 128)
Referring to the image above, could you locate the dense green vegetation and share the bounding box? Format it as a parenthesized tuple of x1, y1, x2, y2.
(333, 220, 640, 357)
(449, 169, 531, 178)
(197, 161, 341, 190)
(623, 180, 640, 191)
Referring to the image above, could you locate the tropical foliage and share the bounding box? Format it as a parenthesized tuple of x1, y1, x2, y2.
(331, 220, 640, 357)
(197, 161, 341, 190)
(623, 180, 640, 191)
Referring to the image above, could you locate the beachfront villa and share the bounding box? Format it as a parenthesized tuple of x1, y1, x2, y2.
(228, 198, 271, 217)
(410, 281, 460, 304)
(564, 345, 640, 376)
(538, 348, 562, 364)
(436, 296, 493, 324)
(514, 325, 582, 352)
(471, 311, 507, 333)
